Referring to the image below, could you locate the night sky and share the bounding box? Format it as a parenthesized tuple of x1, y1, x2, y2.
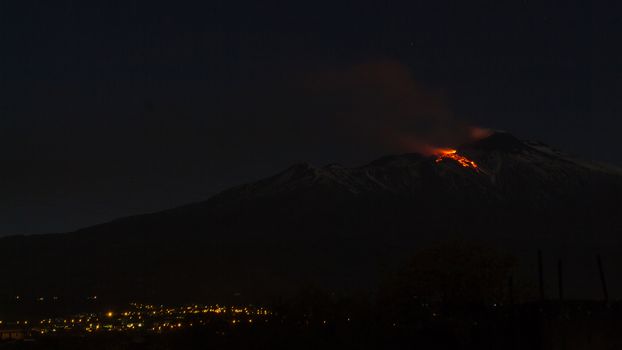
(1, 1, 620, 236)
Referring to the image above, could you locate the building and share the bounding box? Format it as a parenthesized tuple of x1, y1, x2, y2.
(0, 329, 25, 341)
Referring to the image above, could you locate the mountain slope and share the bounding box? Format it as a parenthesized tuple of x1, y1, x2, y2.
(2, 132, 621, 311)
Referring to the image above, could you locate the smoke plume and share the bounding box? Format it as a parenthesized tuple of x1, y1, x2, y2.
(300, 60, 490, 154)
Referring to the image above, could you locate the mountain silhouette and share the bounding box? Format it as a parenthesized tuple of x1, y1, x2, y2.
(2, 132, 621, 311)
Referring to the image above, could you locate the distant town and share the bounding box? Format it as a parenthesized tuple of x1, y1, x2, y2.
(0, 303, 271, 340)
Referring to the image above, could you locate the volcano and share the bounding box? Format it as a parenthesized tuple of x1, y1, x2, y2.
(2, 132, 622, 307)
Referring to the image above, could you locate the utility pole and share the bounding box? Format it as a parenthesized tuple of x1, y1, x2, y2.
(538, 250, 545, 302)
(596, 254, 609, 304)
(557, 259, 563, 302)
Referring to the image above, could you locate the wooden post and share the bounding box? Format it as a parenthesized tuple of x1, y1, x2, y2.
(596, 254, 609, 304)
(557, 259, 566, 350)
(538, 250, 545, 302)
(557, 259, 563, 302)
(508, 275, 519, 350)
(508, 275, 514, 306)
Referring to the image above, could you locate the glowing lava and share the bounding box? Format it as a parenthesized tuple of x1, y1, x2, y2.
(434, 149, 479, 170)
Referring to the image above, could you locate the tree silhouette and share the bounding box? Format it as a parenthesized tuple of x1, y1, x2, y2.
(379, 240, 517, 323)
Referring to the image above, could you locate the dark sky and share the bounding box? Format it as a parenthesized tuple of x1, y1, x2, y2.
(1, 1, 621, 236)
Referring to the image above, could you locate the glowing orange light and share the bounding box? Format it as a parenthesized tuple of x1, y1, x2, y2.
(434, 149, 479, 169)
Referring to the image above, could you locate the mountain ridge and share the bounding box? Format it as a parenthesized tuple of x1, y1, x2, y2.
(1, 132, 621, 308)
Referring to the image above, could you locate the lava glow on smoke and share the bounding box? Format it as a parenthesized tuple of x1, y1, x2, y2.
(434, 149, 479, 170)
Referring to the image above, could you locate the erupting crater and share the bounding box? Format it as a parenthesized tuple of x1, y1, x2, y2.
(434, 149, 479, 170)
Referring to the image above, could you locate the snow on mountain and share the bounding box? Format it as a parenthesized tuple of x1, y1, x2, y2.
(0, 132, 620, 302)
(212, 132, 622, 208)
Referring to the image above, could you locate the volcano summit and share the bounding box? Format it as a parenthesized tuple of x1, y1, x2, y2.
(2, 132, 621, 306)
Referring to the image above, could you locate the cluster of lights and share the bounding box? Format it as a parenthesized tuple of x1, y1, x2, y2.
(3, 303, 271, 336)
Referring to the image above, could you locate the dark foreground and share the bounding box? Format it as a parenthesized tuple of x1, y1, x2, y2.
(1, 301, 621, 350)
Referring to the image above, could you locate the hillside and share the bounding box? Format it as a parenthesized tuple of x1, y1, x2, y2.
(2, 132, 621, 313)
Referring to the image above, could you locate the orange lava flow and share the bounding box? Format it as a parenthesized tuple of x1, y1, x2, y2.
(434, 149, 479, 169)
